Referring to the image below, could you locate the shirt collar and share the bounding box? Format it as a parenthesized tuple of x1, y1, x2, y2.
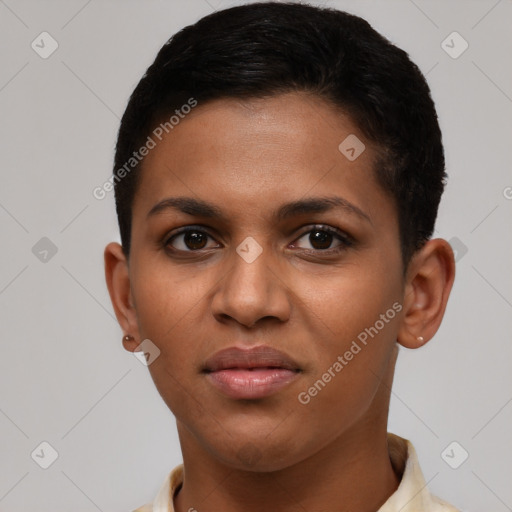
(378, 433, 458, 511)
(136, 433, 458, 512)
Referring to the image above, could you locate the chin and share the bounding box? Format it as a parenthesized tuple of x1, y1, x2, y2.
(207, 431, 313, 473)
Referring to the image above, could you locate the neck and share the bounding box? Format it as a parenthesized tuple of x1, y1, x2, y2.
(174, 409, 400, 512)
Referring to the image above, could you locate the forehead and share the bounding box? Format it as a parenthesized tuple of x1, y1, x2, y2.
(131, 92, 394, 228)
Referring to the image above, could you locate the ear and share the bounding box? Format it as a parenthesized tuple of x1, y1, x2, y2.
(397, 238, 456, 349)
(104, 242, 140, 353)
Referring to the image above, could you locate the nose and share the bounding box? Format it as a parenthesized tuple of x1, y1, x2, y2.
(211, 243, 291, 329)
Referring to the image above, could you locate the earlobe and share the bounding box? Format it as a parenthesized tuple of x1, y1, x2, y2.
(104, 242, 140, 351)
(397, 238, 455, 349)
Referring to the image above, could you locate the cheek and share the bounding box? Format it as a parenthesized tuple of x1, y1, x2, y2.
(297, 265, 399, 342)
(130, 268, 209, 402)
(294, 271, 400, 409)
(132, 263, 205, 339)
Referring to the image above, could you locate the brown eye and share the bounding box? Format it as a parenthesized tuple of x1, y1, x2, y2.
(292, 225, 353, 252)
(183, 231, 208, 250)
(165, 228, 219, 252)
(308, 230, 334, 250)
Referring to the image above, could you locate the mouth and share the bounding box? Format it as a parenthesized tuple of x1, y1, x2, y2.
(202, 345, 302, 400)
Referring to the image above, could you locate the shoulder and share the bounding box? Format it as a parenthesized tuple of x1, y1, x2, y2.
(429, 494, 460, 512)
(131, 463, 183, 512)
(132, 504, 153, 512)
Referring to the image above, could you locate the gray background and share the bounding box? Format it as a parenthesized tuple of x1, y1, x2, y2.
(1, 0, 511, 510)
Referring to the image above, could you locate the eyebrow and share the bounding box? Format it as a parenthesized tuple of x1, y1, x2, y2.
(147, 195, 372, 224)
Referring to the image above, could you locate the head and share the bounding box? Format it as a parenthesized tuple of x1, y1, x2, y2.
(105, 2, 455, 471)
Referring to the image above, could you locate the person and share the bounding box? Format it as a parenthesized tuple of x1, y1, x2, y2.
(103, 2, 458, 511)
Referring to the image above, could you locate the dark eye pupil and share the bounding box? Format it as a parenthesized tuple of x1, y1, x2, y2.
(310, 230, 332, 249)
(181, 230, 335, 250)
(185, 231, 207, 250)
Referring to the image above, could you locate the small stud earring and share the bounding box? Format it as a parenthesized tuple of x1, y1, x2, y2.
(123, 334, 134, 342)
(417, 336, 424, 343)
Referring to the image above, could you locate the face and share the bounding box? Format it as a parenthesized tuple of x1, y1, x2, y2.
(124, 92, 406, 470)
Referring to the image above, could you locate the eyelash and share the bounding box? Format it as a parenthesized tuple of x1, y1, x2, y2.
(163, 224, 354, 255)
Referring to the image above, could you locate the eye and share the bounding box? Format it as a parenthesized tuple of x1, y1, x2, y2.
(291, 225, 353, 252)
(165, 227, 220, 252)
(163, 224, 353, 254)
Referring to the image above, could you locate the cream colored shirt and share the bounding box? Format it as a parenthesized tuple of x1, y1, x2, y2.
(133, 433, 459, 512)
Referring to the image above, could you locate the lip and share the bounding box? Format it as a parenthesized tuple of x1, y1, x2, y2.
(203, 346, 301, 399)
